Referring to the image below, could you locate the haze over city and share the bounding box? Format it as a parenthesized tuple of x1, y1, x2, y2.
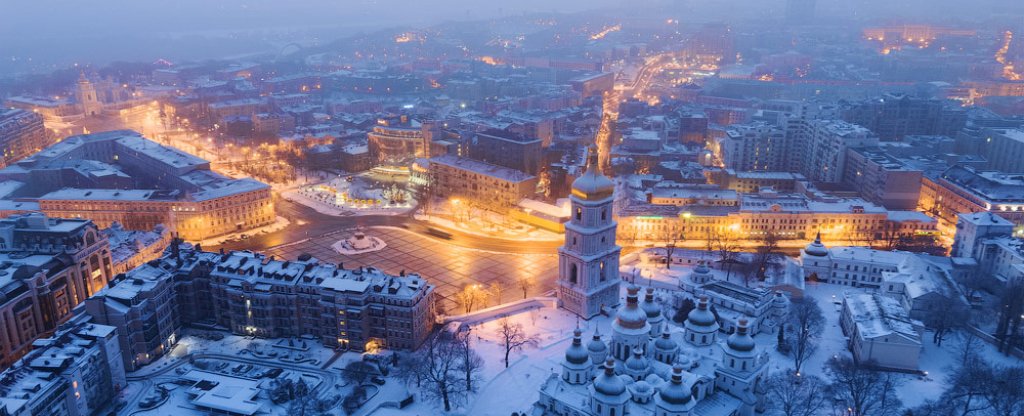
(0, 1, 1023, 416)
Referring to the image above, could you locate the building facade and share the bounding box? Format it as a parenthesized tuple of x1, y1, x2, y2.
(0, 316, 126, 416)
(0, 130, 274, 241)
(0, 214, 113, 368)
(0, 109, 51, 169)
(85, 246, 437, 370)
(429, 154, 538, 212)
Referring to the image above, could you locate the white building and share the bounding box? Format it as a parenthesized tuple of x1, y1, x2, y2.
(840, 293, 924, 371)
(800, 234, 905, 288)
(557, 148, 622, 318)
(951, 212, 1014, 258)
(677, 262, 788, 335)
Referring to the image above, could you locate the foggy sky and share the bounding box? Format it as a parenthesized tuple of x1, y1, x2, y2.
(0, 0, 1019, 76)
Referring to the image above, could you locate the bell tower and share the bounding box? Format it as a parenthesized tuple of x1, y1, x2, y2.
(557, 146, 621, 318)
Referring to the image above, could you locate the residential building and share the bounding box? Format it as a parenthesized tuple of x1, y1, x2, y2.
(85, 246, 437, 369)
(84, 263, 179, 372)
(798, 120, 878, 183)
(429, 155, 537, 211)
(839, 93, 966, 140)
(0, 316, 126, 416)
(103, 223, 172, 275)
(713, 122, 787, 172)
(0, 110, 51, 169)
(979, 128, 1024, 173)
(466, 129, 543, 175)
(0, 214, 113, 368)
(843, 147, 924, 210)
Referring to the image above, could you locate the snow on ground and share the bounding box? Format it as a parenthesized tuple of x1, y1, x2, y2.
(461, 306, 609, 416)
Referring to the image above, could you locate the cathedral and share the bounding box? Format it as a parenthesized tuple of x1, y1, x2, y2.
(534, 286, 769, 416)
(557, 146, 621, 318)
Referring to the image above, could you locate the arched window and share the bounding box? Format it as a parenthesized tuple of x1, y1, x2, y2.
(576, 207, 582, 221)
(601, 209, 607, 221)
(599, 261, 606, 281)
(570, 263, 578, 284)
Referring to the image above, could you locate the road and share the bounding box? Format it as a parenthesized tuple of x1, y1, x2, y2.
(214, 198, 561, 255)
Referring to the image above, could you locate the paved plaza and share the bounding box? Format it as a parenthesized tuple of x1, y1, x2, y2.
(263, 226, 558, 312)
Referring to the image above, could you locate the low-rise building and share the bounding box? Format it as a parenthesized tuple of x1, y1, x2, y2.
(919, 165, 1024, 237)
(429, 154, 537, 211)
(840, 293, 923, 371)
(0, 130, 274, 241)
(103, 223, 172, 275)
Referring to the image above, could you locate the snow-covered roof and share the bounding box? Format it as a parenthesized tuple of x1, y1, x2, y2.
(843, 293, 921, 342)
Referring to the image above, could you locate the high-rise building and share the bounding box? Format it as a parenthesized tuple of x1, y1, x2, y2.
(793, 120, 878, 183)
(714, 122, 788, 172)
(0, 109, 51, 169)
(839, 93, 966, 141)
(979, 128, 1024, 173)
(557, 148, 621, 318)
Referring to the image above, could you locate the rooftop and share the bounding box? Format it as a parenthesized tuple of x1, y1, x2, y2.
(429, 154, 535, 183)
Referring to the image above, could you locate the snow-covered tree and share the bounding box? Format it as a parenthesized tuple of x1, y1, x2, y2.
(496, 318, 539, 368)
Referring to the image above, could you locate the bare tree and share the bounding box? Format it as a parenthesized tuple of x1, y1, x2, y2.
(753, 230, 782, 282)
(951, 331, 982, 367)
(825, 356, 904, 416)
(496, 318, 539, 368)
(455, 284, 490, 314)
(489, 282, 504, 306)
(453, 327, 484, 393)
(981, 365, 1024, 416)
(940, 355, 994, 416)
(661, 230, 684, 269)
(923, 296, 969, 346)
(714, 229, 740, 281)
(409, 331, 465, 411)
(785, 297, 824, 375)
(516, 277, 534, 299)
(763, 372, 828, 416)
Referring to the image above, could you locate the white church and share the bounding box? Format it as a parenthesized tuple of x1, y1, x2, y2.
(534, 286, 769, 416)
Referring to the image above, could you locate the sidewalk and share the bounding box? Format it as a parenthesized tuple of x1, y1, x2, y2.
(193, 216, 291, 247)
